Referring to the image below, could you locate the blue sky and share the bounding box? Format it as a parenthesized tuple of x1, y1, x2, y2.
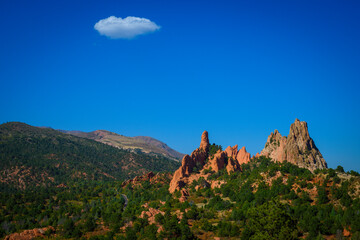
(1, 0, 359, 171)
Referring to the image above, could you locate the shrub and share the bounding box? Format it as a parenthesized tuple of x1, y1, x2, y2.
(242, 200, 298, 240)
(327, 168, 336, 178)
(207, 195, 232, 210)
(336, 165, 345, 173)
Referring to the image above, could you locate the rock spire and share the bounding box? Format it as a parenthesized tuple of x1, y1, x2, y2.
(260, 119, 327, 172)
(169, 131, 210, 193)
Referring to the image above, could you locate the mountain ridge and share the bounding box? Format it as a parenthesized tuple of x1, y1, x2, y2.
(60, 129, 184, 161)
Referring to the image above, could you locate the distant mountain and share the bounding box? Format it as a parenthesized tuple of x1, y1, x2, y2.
(0, 122, 180, 190)
(60, 129, 184, 161)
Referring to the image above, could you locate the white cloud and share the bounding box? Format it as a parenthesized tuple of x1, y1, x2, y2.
(94, 16, 160, 39)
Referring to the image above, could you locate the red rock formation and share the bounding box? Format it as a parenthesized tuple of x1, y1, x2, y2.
(208, 150, 226, 172)
(253, 152, 260, 159)
(200, 131, 210, 152)
(211, 180, 225, 189)
(260, 119, 327, 172)
(225, 159, 239, 173)
(169, 131, 210, 193)
(4, 227, 54, 240)
(140, 208, 165, 225)
(169, 132, 251, 193)
(122, 171, 170, 188)
(225, 145, 238, 159)
(236, 146, 251, 165)
(179, 189, 190, 202)
(223, 145, 241, 173)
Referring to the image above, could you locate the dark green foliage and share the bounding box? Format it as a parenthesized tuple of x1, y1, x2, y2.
(179, 216, 196, 240)
(141, 224, 158, 240)
(199, 219, 214, 231)
(62, 218, 82, 238)
(336, 166, 345, 173)
(155, 213, 165, 225)
(217, 221, 240, 237)
(125, 227, 137, 240)
(207, 195, 232, 210)
(349, 170, 360, 177)
(316, 185, 329, 204)
(83, 216, 97, 232)
(186, 205, 200, 220)
(209, 143, 222, 157)
(242, 200, 298, 240)
(327, 168, 336, 178)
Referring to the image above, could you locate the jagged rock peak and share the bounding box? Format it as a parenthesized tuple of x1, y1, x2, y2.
(237, 146, 251, 165)
(288, 119, 316, 152)
(170, 131, 254, 194)
(260, 119, 327, 172)
(169, 131, 210, 193)
(225, 145, 238, 159)
(200, 131, 210, 152)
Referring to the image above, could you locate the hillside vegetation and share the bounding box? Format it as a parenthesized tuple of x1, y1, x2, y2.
(1, 156, 360, 239)
(0, 122, 180, 191)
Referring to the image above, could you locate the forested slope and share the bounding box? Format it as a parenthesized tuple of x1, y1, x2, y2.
(0, 122, 180, 190)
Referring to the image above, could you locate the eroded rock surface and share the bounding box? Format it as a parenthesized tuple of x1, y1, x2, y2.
(4, 227, 54, 240)
(236, 146, 251, 165)
(169, 131, 209, 193)
(260, 119, 327, 172)
(169, 132, 250, 193)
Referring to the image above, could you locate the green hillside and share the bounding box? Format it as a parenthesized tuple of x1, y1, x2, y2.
(0, 122, 180, 190)
(1, 156, 360, 239)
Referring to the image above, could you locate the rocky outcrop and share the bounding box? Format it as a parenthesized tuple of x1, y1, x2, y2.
(261, 129, 287, 162)
(223, 145, 249, 172)
(169, 131, 210, 193)
(260, 119, 327, 172)
(169, 131, 252, 193)
(122, 171, 171, 188)
(225, 145, 238, 159)
(236, 146, 251, 165)
(211, 180, 225, 189)
(207, 150, 226, 172)
(4, 227, 54, 240)
(200, 131, 210, 152)
(179, 189, 190, 202)
(226, 158, 241, 173)
(140, 208, 165, 225)
(122, 171, 155, 187)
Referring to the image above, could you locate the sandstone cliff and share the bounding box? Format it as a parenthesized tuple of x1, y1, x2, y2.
(260, 119, 327, 172)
